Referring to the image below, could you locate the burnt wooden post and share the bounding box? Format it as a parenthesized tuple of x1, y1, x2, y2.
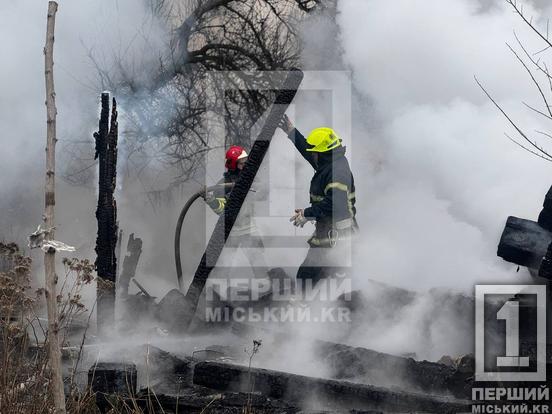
(94, 93, 119, 336)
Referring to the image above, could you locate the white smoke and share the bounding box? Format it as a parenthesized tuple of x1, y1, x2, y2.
(337, 0, 552, 292)
(277, 0, 552, 361)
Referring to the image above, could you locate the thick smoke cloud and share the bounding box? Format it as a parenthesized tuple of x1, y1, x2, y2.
(287, 0, 552, 360)
(338, 0, 552, 292)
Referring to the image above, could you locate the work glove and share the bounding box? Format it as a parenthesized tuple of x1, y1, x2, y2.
(278, 114, 294, 134)
(202, 190, 215, 203)
(289, 209, 309, 228)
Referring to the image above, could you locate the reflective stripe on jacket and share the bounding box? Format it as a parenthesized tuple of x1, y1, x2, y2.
(206, 171, 256, 235)
(288, 128, 358, 247)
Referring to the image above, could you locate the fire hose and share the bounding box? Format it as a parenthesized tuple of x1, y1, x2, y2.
(174, 183, 234, 290)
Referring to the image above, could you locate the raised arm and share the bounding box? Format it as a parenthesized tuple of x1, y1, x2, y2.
(278, 115, 317, 169)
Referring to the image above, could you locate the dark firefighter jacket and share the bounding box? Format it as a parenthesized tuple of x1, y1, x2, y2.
(205, 171, 256, 236)
(288, 128, 358, 247)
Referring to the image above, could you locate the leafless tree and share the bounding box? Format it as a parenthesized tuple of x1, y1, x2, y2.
(478, 0, 552, 161)
(65, 0, 326, 196)
(43, 2, 66, 413)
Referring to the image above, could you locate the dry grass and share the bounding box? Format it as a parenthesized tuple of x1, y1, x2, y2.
(0, 243, 102, 413)
(0, 244, 186, 414)
(0, 243, 261, 413)
(0, 242, 51, 413)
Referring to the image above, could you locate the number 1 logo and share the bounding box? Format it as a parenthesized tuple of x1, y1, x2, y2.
(496, 300, 530, 368)
(475, 285, 546, 382)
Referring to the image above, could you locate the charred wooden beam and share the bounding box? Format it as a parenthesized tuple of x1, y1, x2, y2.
(230, 321, 473, 399)
(118, 233, 143, 298)
(192, 361, 469, 413)
(133, 387, 304, 414)
(316, 341, 473, 399)
(497, 216, 551, 270)
(94, 93, 119, 336)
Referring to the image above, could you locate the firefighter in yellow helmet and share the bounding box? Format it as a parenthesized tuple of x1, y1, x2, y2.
(279, 115, 358, 284)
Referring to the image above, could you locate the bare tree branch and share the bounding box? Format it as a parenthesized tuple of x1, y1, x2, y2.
(506, 42, 552, 118)
(475, 75, 552, 160)
(72, 0, 316, 197)
(507, 0, 552, 51)
(505, 133, 552, 161)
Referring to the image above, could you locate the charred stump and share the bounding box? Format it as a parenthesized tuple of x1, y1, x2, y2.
(88, 362, 136, 412)
(94, 93, 119, 336)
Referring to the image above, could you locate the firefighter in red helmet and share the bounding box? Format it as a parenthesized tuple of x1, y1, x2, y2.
(205, 146, 249, 215)
(203, 145, 268, 280)
(225, 145, 248, 172)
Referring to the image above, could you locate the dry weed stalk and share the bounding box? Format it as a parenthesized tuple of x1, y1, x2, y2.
(0, 244, 100, 413)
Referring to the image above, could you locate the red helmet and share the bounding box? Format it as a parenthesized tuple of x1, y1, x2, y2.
(225, 145, 248, 170)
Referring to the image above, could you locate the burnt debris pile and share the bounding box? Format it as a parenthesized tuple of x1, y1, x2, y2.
(86, 341, 471, 413)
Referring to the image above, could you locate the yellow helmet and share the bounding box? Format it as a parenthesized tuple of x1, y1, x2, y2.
(306, 127, 342, 152)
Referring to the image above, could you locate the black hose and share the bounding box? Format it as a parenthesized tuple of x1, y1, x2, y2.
(174, 183, 234, 290)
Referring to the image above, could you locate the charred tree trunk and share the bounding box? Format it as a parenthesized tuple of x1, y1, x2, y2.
(94, 93, 119, 336)
(43, 2, 66, 413)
